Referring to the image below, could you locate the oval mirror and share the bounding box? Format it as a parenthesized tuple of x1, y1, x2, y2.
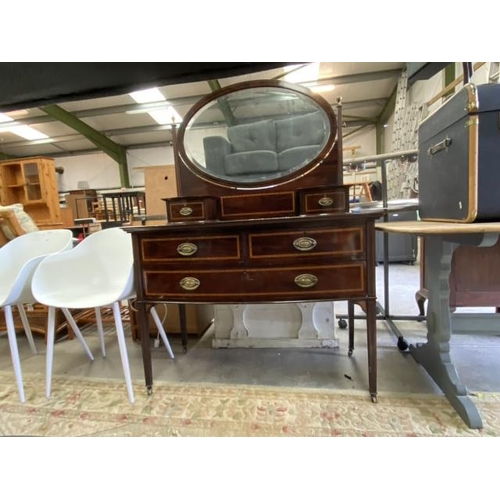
(177, 81, 336, 187)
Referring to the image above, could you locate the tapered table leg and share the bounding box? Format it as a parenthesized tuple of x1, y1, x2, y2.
(179, 304, 188, 353)
(348, 300, 355, 356)
(365, 298, 377, 403)
(137, 301, 153, 394)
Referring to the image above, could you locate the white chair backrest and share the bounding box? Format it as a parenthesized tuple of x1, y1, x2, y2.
(79, 227, 134, 295)
(32, 227, 135, 303)
(0, 229, 74, 306)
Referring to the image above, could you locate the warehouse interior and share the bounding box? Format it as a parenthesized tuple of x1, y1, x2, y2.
(1, 58, 499, 496)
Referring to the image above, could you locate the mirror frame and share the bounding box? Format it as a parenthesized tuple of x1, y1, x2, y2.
(175, 79, 338, 191)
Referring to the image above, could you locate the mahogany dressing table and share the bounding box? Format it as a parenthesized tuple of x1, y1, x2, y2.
(126, 80, 380, 401)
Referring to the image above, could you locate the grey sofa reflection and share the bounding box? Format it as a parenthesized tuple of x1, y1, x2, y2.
(203, 111, 328, 179)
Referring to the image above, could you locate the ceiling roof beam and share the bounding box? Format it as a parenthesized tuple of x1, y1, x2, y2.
(300, 68, 403, 87)
(74, 95, 206, 117)
(377, 84, 398, 125)
(3, 114, 375, 149)
(41, 104, 124, 158)
(41, 104, 130, 187)
(19, 142, 173, 159)
(208, 80, 237, 126)
(343, 120, 375, 128)
(40, 148, 114, 159)
(330, 98, 387, 110)
(77, 94, 389, 116)
(2, 95, 389, 134)
(343, 123, 372, 139)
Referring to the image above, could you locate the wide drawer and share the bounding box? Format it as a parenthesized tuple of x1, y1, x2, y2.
(249, 227, 364, 260)
(142, 263, 366, 301)
(140, 234, 241, 262)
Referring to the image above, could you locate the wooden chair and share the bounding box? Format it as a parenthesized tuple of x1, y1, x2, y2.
(345, 182, 373, 203)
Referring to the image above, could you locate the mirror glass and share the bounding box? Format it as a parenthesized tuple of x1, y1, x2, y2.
(182, 85, 332, 184)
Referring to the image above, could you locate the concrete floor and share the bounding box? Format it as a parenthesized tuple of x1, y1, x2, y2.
(1, 263, 500, 398)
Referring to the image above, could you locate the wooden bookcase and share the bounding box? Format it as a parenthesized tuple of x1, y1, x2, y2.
(0, 156, 62, 228)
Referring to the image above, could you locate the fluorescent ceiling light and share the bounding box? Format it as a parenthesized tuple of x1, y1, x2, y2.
(125, 103, 171, 114)
(128, 87, 181, 125)
(284, 63, 320, 84)
(7, 109, 29, 118)
(148, 107, 182, 125)
(0, 113, 14, 123)
(129, 88, 166, 104)
(0, 112, 50, 140)
(3, 125, 49, 140)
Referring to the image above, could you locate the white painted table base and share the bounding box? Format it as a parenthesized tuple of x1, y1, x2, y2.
(212, 302, 338, 348)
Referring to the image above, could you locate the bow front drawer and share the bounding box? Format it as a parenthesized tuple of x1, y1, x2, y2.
(143, 263, 365, 302)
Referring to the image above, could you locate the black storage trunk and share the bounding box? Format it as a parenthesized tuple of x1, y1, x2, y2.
(418, 82, 500, 222)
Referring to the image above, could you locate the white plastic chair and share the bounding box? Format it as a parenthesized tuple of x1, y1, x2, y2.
(0, 229, 74, 402)
(31, 227, 174, 404)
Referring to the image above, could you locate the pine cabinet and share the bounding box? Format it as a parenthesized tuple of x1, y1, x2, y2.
(0, 156, 62, 228)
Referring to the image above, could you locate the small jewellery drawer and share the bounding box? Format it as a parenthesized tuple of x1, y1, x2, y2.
(164, 196, 218, 222)
(143, 263, 366, 301)
(140, 234, 241, 262)
(220, 191, 296, 220)
(298, 186, 349, 215)
(249, 227, 364, 260)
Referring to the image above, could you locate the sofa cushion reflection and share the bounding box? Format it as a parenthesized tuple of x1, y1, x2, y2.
(203, 111, 328, 182)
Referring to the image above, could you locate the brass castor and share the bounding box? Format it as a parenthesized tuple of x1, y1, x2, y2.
(370, 394, 378, 403)
(147, 386, 153, 395)
(348, 348, 353, 357)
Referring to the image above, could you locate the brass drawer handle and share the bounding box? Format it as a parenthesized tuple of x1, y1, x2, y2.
(293, 237, 317, 251)
(318, 196, 333, 207)
(177, 242, 198, 256)
(294, 274, 318, 288)
(180, 277, 200, 291)
(179, 206, 193, 216)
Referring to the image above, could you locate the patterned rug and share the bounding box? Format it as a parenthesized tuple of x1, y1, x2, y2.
(0, 371, 499, 437)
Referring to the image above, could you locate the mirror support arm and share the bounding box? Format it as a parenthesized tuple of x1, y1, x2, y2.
(337, 97, 344, 184)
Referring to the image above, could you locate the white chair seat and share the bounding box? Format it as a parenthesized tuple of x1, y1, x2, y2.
(39, 291, 134, 310)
